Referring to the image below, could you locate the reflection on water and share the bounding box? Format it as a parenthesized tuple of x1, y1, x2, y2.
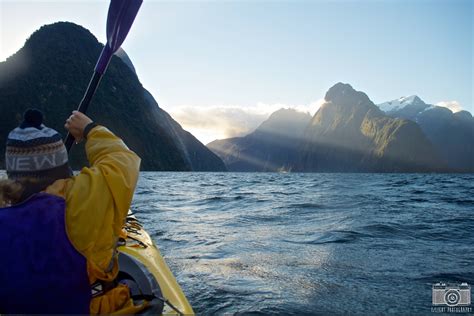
(131, 172, 473, 315)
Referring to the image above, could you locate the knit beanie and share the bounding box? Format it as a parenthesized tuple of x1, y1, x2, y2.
(5, 109, 72, 181)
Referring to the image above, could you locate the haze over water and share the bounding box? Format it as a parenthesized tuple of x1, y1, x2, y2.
(132, 172, 474, 315)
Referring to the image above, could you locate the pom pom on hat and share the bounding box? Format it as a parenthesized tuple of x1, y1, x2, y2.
(20, 108, 44, 129)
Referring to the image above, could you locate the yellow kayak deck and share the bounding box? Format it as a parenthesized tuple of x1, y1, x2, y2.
(117, 215, 194, 315)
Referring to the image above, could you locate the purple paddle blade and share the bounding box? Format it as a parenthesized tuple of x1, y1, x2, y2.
(95, 0, 143, 74)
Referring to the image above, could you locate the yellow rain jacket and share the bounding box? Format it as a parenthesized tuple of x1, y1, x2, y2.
(45, 126, 141, 314)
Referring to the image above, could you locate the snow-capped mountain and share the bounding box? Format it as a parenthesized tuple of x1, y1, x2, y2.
(378, 95, 431, 116)
(378, 96, 474, 172)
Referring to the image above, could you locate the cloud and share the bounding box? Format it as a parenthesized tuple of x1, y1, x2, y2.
(436, 101, 463, 113)
(168, 100, 324, 144)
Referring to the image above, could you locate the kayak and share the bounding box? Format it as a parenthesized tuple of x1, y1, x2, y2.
(113, 213, 194, 315)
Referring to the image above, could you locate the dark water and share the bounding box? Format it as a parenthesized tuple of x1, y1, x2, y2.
(131, 173, 474, 315)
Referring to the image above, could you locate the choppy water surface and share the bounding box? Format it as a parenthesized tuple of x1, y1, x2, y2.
(132, 173, 474, 315)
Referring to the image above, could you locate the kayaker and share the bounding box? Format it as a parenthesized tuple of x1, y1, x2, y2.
(0, 109, 141, 314)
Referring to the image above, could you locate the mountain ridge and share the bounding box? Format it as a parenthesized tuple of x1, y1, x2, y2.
(208, 83, 457, 172)
(298, 83, 444, 172)
(208, 108, 311, 171)
(377, 96, 474, 171)
(0, 22, 226, 171)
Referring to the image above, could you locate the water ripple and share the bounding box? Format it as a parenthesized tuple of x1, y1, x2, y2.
(132, 172, 474, 315)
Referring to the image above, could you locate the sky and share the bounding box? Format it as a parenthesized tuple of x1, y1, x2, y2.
(1, 0, 473, 144)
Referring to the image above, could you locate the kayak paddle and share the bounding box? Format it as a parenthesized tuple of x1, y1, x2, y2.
(65, 0, 143, 152)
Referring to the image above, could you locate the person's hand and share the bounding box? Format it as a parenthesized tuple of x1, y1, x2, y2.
(64, 111, 93, 143)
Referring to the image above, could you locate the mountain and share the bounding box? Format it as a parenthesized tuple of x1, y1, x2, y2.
(207, 108, 311, 171)
(0, 22, 226, 171)
(298, 83, 445, 172)
(378, 95, 430, 119)
(378, 97, 474, 172)
(209, 84, 449, 172)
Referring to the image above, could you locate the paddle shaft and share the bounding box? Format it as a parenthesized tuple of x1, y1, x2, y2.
(64, 0, 143, 152)
(64, 71, 103, 152)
